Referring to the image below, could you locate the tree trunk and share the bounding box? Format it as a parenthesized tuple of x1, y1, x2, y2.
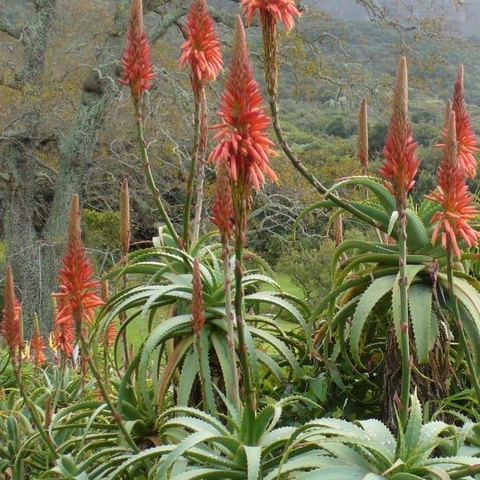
(2, 0, 57, 339)
(1, 0, 190, 339)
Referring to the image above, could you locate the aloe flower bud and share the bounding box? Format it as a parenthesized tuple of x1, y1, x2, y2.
(179, 0, 223, 95)
(119, 0, 156, 103)
(1, 266, 22, 359)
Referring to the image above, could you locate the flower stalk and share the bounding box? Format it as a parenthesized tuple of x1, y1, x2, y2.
(120, 0, 178, 245)
(427, 107, 480, 400)
(210, 16, 278, 443)
(247, 0, 384, 231)
(179, 0, 222, 247)
(379, 57, 420, 429)
(211, 163, 240, 411)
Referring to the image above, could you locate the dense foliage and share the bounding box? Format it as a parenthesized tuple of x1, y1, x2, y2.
(3, 1, 480, 479)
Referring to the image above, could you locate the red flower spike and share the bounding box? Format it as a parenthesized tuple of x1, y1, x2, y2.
(119, 0, 156, 103)
(52, 195, 104, 354)
(30, 315, 46, 367)
(191, 259, 205, 336)
(438, 66, 478, 178)
(241, 0, 300, 32)
(209, 16, 277, 192)
(52, 296, 76, 356)
(426, 110, 479, 258)
(1, 266, 22, 357)
(379, 57, 420, 207)
(179, 0, 223, 94)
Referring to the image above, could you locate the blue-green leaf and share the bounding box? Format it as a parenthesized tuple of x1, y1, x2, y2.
(409, 283, 437, 365)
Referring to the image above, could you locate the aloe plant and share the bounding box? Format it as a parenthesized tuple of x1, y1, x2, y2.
(310, 175, 480, 423)
(94, 231, 310, 419)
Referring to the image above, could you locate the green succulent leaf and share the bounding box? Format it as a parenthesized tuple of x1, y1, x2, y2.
(409, 283, 437, 365)
(350, 275, 397, 366)
(403, 393, 423, 458)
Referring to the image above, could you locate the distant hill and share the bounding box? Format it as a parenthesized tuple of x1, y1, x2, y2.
(305, 0, 480, 37)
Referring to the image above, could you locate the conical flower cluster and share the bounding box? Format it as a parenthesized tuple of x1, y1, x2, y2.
(52, 195, 104, 355)
(210, 16, 277, 192)
(426, 110, 479, 258)
(241, 0, 300, 32)
(179, 0, 222, 94)
(438, 66, 478, 178)
(1, 266, 22, 358)
(379, 57, 420, 208)
(30, 316, 46, 367)
(119, 0, 156, 103)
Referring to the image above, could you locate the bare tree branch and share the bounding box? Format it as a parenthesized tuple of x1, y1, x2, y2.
(0, 13, 22, 39)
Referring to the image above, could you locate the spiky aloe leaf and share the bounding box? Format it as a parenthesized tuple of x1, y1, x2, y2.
(324, 177, 396, 214)
(265, 453, 375, 480)
(443, 274, 480, 371)
(405, 209, 429, 252)
(169, 468, 246, 479)
(248, 326, 303, 377)
(254, 405, 281, 442)
(392, 265, 426, 353)
(245, 292, 309, 341)
(358, 419, 396, 456)
(154, 431, 240, 478)
(235, 445, 261, 480)
(176, 348, 199, 408)
(296, 466, 381, 479)
(350, 275, 397, 366)
(397, 393, 423, 461)
(409, 283, 438, 365)
(138, 314, 193, 417)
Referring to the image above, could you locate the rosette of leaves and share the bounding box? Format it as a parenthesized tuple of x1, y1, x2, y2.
(63, 393, 480, 479)
(95, 231, 310, 419)
(307, 178, 480, 420)
(90, 396, 322, 479)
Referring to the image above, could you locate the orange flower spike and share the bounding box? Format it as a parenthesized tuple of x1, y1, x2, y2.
(179, 0, 223, 92)
(241, 0, 301, 32)
(52, 296, 75, 355)
(53, 195, 104, 335)
(427, 110, 479, 258)
(445, 66, 478, 178)
(209, 16, 277, 191)
(1, 266, 22, 358)
(30, 315, 46, 367)
(119, 0, 156, 103)
(191, 259, 205, 336)
(379, 57, 420, 208)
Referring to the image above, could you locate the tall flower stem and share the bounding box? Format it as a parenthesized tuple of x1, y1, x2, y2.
(397, 207, 411, 429)
(119, 179, 131, 370)
(446, 251, 480, 401)
(262, 38, 383, 231)
(192, 90, 208, 245)
(183, 89, 208, 247)
(134, 101, 178, 245)
(233, 237, 256, 444)
(223, 246, 241, 412)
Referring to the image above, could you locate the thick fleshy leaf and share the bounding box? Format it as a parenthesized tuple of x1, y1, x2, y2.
(351, 275, 397, 366)
(409, 283, 438, 364)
